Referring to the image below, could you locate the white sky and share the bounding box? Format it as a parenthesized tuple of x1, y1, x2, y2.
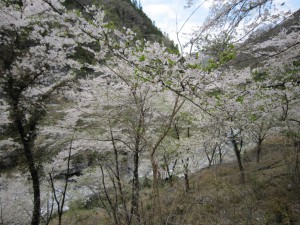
(140, 0, 300, 48)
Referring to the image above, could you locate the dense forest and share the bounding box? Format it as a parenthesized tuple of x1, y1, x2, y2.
(0, 0, 299, 225)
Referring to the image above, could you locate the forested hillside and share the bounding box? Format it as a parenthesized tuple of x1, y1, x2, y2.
(63, 0, 176, 49)
(0, 1, 299, 225)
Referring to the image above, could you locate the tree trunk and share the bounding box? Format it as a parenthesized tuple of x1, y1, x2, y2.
(16, 117, 40, 225)
(182, 158, 190, 193)
(230, 128, 245, 183)
(293, 139, 300, 187)
(235, 149, 245, 184)
(184, 173, 190, 193)
(100, 165, 120, 225)
(205, 149, 214, 167)
(150, 154, 162, 224)
(131, 150, 141, 225)
(58, 213, 62, 225)
(49, 140, 73, 225)
(150, 155, 160, 200)
(129, 103, 143, 225)
(163, 153, 172, 182)
(147, 96, 184, 224)
(23, 141, 41, 225)
(231, 138, 245, 184)
(218, 146, 223, 164)
(256, 139, 263, 163)
(110, 128, 130, 225)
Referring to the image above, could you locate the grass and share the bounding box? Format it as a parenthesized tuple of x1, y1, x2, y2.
(148, 137, 300, 225)
(50, 135, 300, 225)
(49, 208, 109, 225)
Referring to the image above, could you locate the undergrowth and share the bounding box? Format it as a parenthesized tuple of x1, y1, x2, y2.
(50, 136, 300, 225)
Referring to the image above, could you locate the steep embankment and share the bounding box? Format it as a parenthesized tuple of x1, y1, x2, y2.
(49, 136, 300, 225)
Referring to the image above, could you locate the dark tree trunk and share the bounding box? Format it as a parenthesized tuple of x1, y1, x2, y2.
(4, 33, 69, 225)
(131, 150, 141, 225)
(174, 122, 180, 140)
(184, 173, 190, 193)
(204, 147, 215, 167)
(15, 116, 40, 225)
(28, 156, 41, 225)
(6, 63, 43, 225)
(218, 146, 223, 164)
(256, 139, 263, 163)
(163, 153, 172, 182)
(58, 214, 62, 225)
(129, 108, 143, 225)
(171, 159, 177, 181)
(230, 128, 245, 184)
(231, 139, 245, 184)
(23, 139, 41, 225)
(110, 128, 130, 225)
(182, 157, 190, 193)
(293, 139, 300, 187)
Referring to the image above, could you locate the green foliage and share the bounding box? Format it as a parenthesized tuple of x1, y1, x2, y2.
(166, 45, 180, 55)
(103, 21, 115, 29)
(167, 58, 175, 66)
(219, 44, 236, 63)
(2, 0, 23, 7)
(141, 176, 152, 189)
(70, 45, 99, 65)
(139, 54, 145, 62)
(164, 79, 173, 86)
(207, 89, 222, 100)
(252, 70, 268, 82)
(83, 193, 103, 209)
(204, 59, 219, 72)
(69, 199, 87, 210)
(205, 44, 236, 72)
(178, 112, 194, 124)
(292, 59, 300, 67)
(187, 63, 202, 69)
(249, 113, 258, 122)
(200, 32, 237, 72)
(236, 95, 244, 103)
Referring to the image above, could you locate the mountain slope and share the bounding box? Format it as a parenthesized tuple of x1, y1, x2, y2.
(233, 9, 300, 69)
(63, 0, 177, 51)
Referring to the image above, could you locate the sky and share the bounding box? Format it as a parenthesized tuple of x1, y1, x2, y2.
(139, 0, 300, 49)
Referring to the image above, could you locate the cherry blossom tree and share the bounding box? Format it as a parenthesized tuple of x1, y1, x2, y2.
(68, 60, 185, 224)
(0, 1, 111, 224)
